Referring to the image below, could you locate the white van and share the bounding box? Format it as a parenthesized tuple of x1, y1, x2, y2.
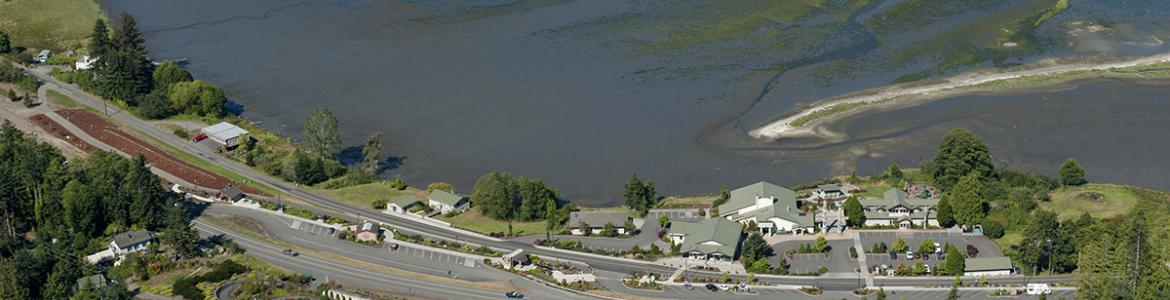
(1026, 283, 1051, 295)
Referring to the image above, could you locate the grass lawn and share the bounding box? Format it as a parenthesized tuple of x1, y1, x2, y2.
(657, 195, 718, 208)
(995, 232, 1024, 252)
(440, 207, 547, 236)
(0, 0, 104, 51)
(1042, 184, 1142, 220)
(314, 181, 411, 210)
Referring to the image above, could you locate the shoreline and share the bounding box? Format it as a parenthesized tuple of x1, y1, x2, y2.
(749, 51, 1170, 140)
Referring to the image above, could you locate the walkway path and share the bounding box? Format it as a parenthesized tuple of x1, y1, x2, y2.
(852, 231, 875, 288)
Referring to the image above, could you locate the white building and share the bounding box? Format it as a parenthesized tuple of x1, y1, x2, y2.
(718, 181, 816, 235)
(200, 122, 249, 149)
(34, 50, 51, 63)
(109, 230, 154, 256)
(427, 190, 468, 215)
(75, 55, 99, 70)
(812, 184, 849, 200)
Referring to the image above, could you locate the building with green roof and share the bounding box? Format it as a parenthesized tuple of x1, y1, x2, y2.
(668, 218, 743, 261)
(427, 190, 469, 214)
(964, 256, 1014, 276)
(387, 194, 424, 214)
(717, 181, 816, 235)
(858, 188, 939, 228)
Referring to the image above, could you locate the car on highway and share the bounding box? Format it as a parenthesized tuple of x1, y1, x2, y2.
(705, 283, 718, 291)
(191, 133, 208, 142)
(505, 291, 524, 298)
(281, 249, 298, 256)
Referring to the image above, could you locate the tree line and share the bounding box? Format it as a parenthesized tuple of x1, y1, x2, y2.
(50, 13, 226, 119)
(470, 172, 572, 235)
(0, 121, 199, 298)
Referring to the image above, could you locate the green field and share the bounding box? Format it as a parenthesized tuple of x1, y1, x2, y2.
(440, 207, 548, 236)
(1041, 184, 1149, 220)
(314, 181, 412, 209)
(0, 0, 104, 51)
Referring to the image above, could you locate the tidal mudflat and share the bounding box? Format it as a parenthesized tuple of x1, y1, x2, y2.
(100, 0, 1170, 205)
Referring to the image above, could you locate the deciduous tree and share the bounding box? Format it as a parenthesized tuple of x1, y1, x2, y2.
(361, 133, 382, 172)
(946, 174, 985, 226)
(168, 80, 227, 117)
(1059, 158, 1086, 186)
(930, 129, 995, 190)
(151, 61, 192, 92)
(303, 108, 341, 157)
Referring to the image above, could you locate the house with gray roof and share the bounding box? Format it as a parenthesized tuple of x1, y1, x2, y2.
(200, 122, 249, 149)
(858, 188, 940, 229)
(668, 218, 743, 261)
(813, 183, 849, 199)
(718, 181, 816, 235)
(964, 256, 1014, 276)
(568, 211, 631, 235)
(386, 194, 424, 214)
(109, 230, 154, 255)
(427, 190, 469, 214)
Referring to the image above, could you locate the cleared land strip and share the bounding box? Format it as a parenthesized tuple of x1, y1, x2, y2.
(41, 108, 266, 195)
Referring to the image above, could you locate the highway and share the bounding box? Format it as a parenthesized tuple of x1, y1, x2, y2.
(194, 215, 600, 300)
(18, 64, 1076, 295)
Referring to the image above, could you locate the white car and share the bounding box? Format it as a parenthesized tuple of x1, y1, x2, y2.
(924, 264, 932, 274)
(1026, 283, 1052, 295)
(905, 251, 914, 260)
(934, 242, 942, 254)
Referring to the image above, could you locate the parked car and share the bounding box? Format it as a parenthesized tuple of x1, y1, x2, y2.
(934, 242, 942, 254)
(683, 282, 694, 290)
(924, 264, 932, 274)
(905, 251, 913, 260)
(389, 243, 399, 251)
(328, 227, 336, 234)
(889, 251, 897, 260)
(705, 284, 718, 291)
(913, 252, 922, 259)
(505, 291, 524, 298)
(191, 133, 208, 142)
(938, 252, 946, 261)
(718, 284, 730, 291)
(281, 249, 298, 256)
(1026, 283, 1052, 295)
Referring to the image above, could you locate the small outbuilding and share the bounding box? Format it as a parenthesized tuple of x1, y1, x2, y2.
(74, 274, 109, 292)
(502, 249, 531, 270)
(75, 55, 99, 70)
(219, 185, 246, 202)
(109, 230, 155, 255)
(34, 50, 51, 63)
(200, 122, 249, 149)
(813, 184, 848, 199)
(355, 222, 379, 242)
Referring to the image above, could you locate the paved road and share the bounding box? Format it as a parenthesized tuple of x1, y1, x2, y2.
(194, 215, 599, 300)
(18, 64, 1077, 293)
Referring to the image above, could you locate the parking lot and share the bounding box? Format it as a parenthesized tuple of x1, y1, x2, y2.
(389, 244, 478, 268)
(858, 231, 1003, 275)
(770, 238, 857, 274)
(289, 220, 336, 236)
(650, 209, 701, 220)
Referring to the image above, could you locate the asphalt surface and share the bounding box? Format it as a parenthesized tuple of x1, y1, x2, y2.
(194, 215, 598, 300)
(18, 64, 1077, 296)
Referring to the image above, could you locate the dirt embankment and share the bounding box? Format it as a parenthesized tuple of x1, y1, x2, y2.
(40, 108, 265, 195)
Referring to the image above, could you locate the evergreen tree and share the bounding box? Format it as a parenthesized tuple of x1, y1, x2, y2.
(0, 257, 29, 299)
(947, 276, 960, 300)
(89, 20, 111, 56)
(622, 175, 657, 216)
(1059, 158, 1086, 186)
(886, 163, 903, 180)
(361, 133, 382, 173)
(930, 129, 995, 190)
(945, 174, 985, 226)
(303, 108, 341, 157)
(0, 32, 10, 54)
(936, 196, 955, 227)
(113, 12, 147, 59)
(942, 244, 964, 276)
(163, 204, 200, 258)
(844, 196, 864, 227)
(740, 232, 771, 263)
